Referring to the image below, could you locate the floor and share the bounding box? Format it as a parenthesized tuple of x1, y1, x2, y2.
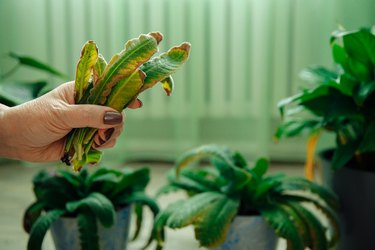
(0, 160, 303, 250)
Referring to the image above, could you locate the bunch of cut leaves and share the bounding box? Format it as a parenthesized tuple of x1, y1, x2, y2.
(62, 32, 190, 171)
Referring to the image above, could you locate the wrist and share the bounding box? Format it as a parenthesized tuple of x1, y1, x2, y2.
(0, 106, 19, 159)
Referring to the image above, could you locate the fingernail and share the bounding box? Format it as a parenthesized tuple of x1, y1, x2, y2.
(104, 128, 115, 141)
(103, 111, 122, 125)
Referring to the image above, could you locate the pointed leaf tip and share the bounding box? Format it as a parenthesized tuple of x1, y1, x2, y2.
(180, 42, 191, 52)
(149, 32, 163, 44)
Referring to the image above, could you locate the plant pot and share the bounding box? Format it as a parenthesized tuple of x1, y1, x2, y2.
(213, 215, 277, 250)
(50, 206, 131, 250)
(319, 149, 375, 250)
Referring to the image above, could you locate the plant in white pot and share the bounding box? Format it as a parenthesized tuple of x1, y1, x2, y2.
(23, 167, 159, 250)
(153, 145, 339, 250)
(275, 28, 375, 249)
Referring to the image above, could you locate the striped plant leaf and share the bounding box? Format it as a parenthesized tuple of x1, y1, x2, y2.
(140, 43, 191, 93)
(261, 206, 304, 250)
(287, 202, 328, 250)
(166, 192, 224, 228)
(27, 209, 65, 250)
(153, 200, 185, 249)
(105, 69, 145, 111)
(279, 204, 312, 248)
(74, 40, 98, 103)
(66, 192, 115, 228)
(77, 209, 99, 250)
(282, 195, 340, 248)
(88, 32, 161, 105)
(194, 196, 239, 248)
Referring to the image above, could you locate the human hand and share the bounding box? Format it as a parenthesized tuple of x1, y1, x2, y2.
(0, 81, 142, 162)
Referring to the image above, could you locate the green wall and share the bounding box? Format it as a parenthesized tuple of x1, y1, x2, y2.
(1, 0, 375, 165)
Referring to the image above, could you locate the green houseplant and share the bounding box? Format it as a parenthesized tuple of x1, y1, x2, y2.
(275, 28, 375, 249)
(23, 166, 159, 250)
(0, 52, 67, 107)
(153, 145, 339, 250)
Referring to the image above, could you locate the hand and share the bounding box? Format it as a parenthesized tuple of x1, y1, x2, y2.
(0, 81, 142, 162)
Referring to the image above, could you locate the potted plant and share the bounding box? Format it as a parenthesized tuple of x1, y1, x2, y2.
(275, 28, 375, 249)
(153, 145, 339, 250)
(23, 166, 159, 250)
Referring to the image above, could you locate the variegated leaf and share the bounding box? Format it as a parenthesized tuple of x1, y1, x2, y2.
(105, 70, 145, 112)
(140, 43, 190, 93)
(88, 32, 161, 105)
(93, 53, 107, 83)
(75, 40, 98, 103)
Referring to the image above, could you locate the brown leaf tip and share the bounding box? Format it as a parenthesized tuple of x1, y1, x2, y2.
(149, 32, 164, 44)
(180, 42, 191, 52)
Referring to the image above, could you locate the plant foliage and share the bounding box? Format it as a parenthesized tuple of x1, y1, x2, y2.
(275, 28, 375, 172)
(0, 52, 67, 106)
(23, 167, 159, 250)
(154, 145, 339, 250)
(63, 32, 191, 171)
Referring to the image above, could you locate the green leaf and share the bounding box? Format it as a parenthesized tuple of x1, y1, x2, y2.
(299, 66, 338, 84)
(74, 40, 98, 103)
(66, 192, 115, 228)
(250, 158, 269, 179)
(140, 43, 191, 92)
(117, 192, 159, 249)
(261, 206, 304, 250)
(332, 138, 361, 170)
(253, 174, 284, 202)
(166, 192, 225, 228)
(194, 196, 239, 248)
(282, 195, 340, 248)
(57, 169, 82, 188)
(155, 184, 180, 198)
(277, 177, 339, 209)
(359, 121, 375, 152)
(77, 209, 99, 250)
(343, 30, 375, 66)
(175, 145, 251, 193)
(153, 200, 185, 249)
(0, 81, 47, 106)
(105, 69, 145, 111)
(27, 209, 65, 250)
(287, 202, 328, 250)
(23, 202, 44, 233)
(9, 52, 68, 79)
(300, 88, 358, 119)
(117, 192, 159, 216)
(88, 32, 161, 105)
(274, 118, 321, 140)
(113, 168, 150, 196)
(356, 81, 375, 104)
(168, 168, 222, 193)
(34, 176, 78, 209)
(279, 203, 312, 248)
(131, 204, 143, 241)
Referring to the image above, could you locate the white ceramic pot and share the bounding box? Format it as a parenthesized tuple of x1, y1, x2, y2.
(50, 206, 131, 250)
(214, 215, 277, 250)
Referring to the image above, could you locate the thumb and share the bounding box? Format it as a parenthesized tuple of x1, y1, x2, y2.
(63, 104, 123, 129)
